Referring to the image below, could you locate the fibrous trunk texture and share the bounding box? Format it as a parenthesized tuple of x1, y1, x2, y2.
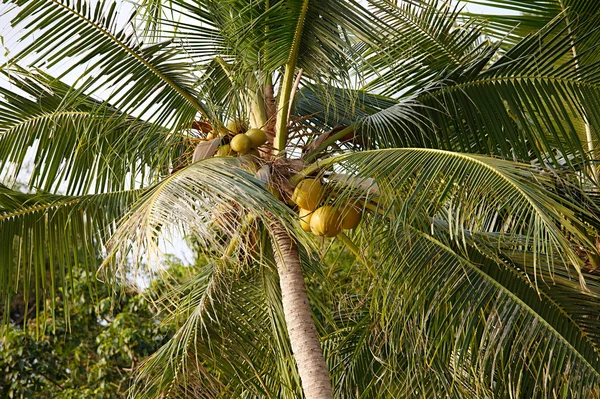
(271, 222, 333, 399)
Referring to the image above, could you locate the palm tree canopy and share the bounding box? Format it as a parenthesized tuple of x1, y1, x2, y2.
(2, 0, 600, 397)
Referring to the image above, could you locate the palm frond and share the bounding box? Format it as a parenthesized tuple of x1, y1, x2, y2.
(292, 84, 398, 129)
(5, 0, 210, 128)
(359, 0, 497, 96)
(328, 148, 597, 283)
(322, 222, 600, 396)
(133, 255, 309, 398)
(309, 147, 600, 395)
(297, 13, 600, 167)
(359, 16, 600, 168)
(0, 68, 189, 194)
(460, 0, 600, 60)
(0, 185, 141, 326)
(204, 0, 377, 77)
(105, 157, 307, 275)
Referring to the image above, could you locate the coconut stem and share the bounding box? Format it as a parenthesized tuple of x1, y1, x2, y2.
(304, 125, 355, 162)
(337, 232, 373, 275)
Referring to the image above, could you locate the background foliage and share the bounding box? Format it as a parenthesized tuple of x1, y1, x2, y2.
(0, 260, 191, 398)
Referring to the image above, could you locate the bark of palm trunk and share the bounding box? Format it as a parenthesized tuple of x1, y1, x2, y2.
(271, 221, 333, 399)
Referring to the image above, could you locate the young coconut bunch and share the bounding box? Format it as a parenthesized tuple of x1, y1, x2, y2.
(191, 117, 268, 161)
(3, 0, 600, 398)
(292, 178, 363, 238)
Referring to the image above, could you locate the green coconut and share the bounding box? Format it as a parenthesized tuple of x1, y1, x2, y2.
(230, 134, 252, 154)
(245, 128, 268, 148)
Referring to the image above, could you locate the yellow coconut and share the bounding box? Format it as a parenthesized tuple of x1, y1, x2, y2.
(206, 132, 216, 140)
(340, 206, 361, 230)
(215, 144, 232, 157)
(230, 134, 252, 154)
(226, 118, 246, 134)
(291, 179, 323, 211)
(309, 206, 342, 237)
(245, 128, 268, 148)
(298, 208, 313, 232)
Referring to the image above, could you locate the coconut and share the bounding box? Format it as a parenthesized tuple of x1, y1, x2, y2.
(298, 208, 313, 232)
(226, 118, 246, 134)
(341, 206, 361, 230)
(309, 206, 342, 237)
(215, 144, 232, 157)
(230, 134, 252, 154)
(267, 183, 282, 200)
(245, 128, 267, 148)
(246, 147, 261, 158)
(291, 179, 323, 211)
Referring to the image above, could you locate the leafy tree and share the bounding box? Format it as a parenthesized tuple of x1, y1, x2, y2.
(2, 0, 600, 398)
(0, 265, 179, 398)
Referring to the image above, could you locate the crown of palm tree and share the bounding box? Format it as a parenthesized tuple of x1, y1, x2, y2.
(2, 0, 600, 397)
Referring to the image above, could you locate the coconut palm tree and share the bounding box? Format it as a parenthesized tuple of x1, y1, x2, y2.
(2, 0, 600, 397)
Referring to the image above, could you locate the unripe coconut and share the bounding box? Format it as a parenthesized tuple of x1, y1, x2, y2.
(239, 155, 259, 173)
(226, 118, 246, 134)
(245, 128, 267, 148)
(309, 205, 342, 237)
(215, 144, 232, 157)
(298, 208, 313, 232)
(267, 183, 282, 200)
(340, 206, 361, 230)
(206, 132, 216, 140)
(246, 147, 261, 158)
(230, 134, 251, 153)
(292, 179, 323, 211)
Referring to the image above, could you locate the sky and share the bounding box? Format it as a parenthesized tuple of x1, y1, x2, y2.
(0, 0, 514, 268)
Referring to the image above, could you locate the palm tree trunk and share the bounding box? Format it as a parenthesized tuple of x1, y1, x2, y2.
(271, 221, 333, 399)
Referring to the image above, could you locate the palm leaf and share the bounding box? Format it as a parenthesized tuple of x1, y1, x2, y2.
(357, 16, 600, 169)
(322, 223, 600, 397)
(328, 148, 597, 283)
(105, 157, 307, 275)
(134, 255, 309, 398)
(360, 0, 497, 97)
(0, 68, 188, 194)
(0, 185, 142, 326)
(461, 0, 600, 60)
(313, 147, 600, 395)
(5, 0, 210, 128)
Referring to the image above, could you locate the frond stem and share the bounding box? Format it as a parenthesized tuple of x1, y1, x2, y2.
(274, 0, 311, 154)
(304, 125, 355, 162)
(337, 232, 373, 275)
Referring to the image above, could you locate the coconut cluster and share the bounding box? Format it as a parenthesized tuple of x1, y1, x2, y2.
(212, 119, 268, 158)
(230, 128, 267, 154)
(292, 178, 362, 237)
